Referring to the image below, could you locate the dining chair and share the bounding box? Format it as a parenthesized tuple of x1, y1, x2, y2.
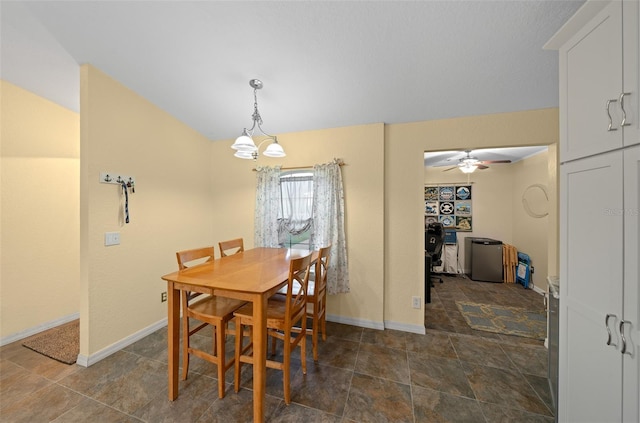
(274, 245, 331, 361)
(218, 238, 244, 257)
(306, 245, 331, 361)
(233, 253, 312, 404)
(176, 246, 246, 398)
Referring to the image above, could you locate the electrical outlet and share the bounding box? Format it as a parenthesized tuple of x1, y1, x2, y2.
(161, 292, 167, 302)
(412, 296, 421, 309)
(531, 266, 535, 274)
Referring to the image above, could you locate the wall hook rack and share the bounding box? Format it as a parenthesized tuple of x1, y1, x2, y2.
(100, 172, 136, 192)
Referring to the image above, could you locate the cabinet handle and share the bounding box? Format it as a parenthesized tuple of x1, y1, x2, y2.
(619, 92, 631, 127)
(619, 320, 631, 355)
(606, 99, 618, 131)
(606, 313, 617, 347)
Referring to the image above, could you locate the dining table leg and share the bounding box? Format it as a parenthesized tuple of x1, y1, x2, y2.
(167, 283, 180, 400)
(252, 293, 267, 422)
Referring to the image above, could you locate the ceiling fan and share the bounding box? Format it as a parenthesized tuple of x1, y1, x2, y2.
(443, 150, 511, 173)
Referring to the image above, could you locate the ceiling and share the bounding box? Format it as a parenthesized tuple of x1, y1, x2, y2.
(0, 1, 584, 142)
(424, 146, 548, 168)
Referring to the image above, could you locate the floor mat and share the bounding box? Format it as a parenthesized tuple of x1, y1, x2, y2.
(455, 301, 546, 340)
(22, 320, 79, 364)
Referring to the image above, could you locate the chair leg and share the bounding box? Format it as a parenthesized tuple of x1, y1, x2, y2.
(181, 316, 189, 381)
(301, 318, 307, 376)
(320, 311, 327, 342)
(216, 323, 226, 399)
(311, 313, 319, 362)
(234, 319, 242, 393)
(283, 329, 291, 405)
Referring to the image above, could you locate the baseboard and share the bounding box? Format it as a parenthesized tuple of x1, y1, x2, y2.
(532, 284, 546, 296)
(76, 318, 167, 367)
(0, 312, 80, 347)
(326, 314, 384, 330)
(326, 314, 425, 335)
(384, 320, 426, 335)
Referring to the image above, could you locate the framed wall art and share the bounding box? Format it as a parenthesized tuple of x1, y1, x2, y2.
(425, 183, 473, 232)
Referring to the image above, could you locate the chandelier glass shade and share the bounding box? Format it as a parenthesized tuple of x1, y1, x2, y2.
(231, 79, 286, 160)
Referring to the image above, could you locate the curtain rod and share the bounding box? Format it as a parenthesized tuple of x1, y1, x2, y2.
(252, 159, 346, 172)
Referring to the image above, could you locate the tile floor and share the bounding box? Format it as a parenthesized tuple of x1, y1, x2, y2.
(0, 274, 553, 422)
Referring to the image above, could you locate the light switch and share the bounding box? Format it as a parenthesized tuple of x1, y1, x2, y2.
(105, 232, 120, 246)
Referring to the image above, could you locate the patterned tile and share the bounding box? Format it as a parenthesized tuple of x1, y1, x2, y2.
(479, 402, 554, 423)
(462, 362, 552, 416)
(408, 352, 475, 398)
(405, 331, 457, 359)
(361, 328, 407, 350)
(3, 274, 552, 422)
(343, 373, 413, 422)
(0, 383, 85, 422)
(288, 362, 352, 415)
(501, 343, 548, 377)
(355, 343, 410, 384)
(412, 386, 485, 423)
(450, 335, 516, 370)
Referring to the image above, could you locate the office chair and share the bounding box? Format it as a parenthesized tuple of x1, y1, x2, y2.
(425, 222, 446, 286)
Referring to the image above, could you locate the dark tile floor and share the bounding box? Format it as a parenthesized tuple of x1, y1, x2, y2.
(0, 274, 552, 422)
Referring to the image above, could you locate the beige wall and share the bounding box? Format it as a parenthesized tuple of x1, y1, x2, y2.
(424, 163, 517, 273)
(211, 124, 386, 328)
(79, 65, 215, 357)
(385, 109, 559, 329)
(512, 150, 551, 291)
(1, 80, 80, 340)
(1, 68, 559, 352)
(424, 150, 551, 291)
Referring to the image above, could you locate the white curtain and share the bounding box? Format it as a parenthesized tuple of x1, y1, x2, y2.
(254, 166, 281, 247)
(279, 174, 313, 243)
(312, 159, 349, 294)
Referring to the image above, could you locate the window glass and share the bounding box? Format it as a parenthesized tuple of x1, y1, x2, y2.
(278, 171, 313, 249)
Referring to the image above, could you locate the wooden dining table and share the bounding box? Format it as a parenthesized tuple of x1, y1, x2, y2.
(160, 247, 314, 423)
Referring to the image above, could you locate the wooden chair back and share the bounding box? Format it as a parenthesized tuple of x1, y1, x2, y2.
(176, 246, 216, 302)
(313, 245, 331, 309)
(176, 246, 215, 270)
(218, 238, 244, 257)
(283, 254, 313, 330)
(174, 245, 245, 398)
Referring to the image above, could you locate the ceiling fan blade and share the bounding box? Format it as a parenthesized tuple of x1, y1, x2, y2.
(443, 166, 458, 172)
(477, 164, 489, 170)
(479, 160, 512, 164)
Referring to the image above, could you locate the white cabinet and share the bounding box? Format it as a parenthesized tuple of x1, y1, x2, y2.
(623, 0, 640, 146)
(548, 1, 639, 421)
(560, 151, 625, 422)
(550, 1, 638, 162)
(623, 145, 639, 422)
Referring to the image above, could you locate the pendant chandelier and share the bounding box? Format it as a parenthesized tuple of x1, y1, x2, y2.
(231, 79, 286, 160)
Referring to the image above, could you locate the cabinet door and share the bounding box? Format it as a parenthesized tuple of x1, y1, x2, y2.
(559, 151, 624, 422)
(623, 0, 639, 146)
(560, 1, 623, 161)
(623, 145, 639, 422)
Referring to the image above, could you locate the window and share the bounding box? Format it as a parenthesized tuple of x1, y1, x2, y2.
(278, 171, 313, 249)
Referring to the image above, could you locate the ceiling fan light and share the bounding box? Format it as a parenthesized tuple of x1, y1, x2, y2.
(460, 164, 477, 173)
(262, 140, 286, 157)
